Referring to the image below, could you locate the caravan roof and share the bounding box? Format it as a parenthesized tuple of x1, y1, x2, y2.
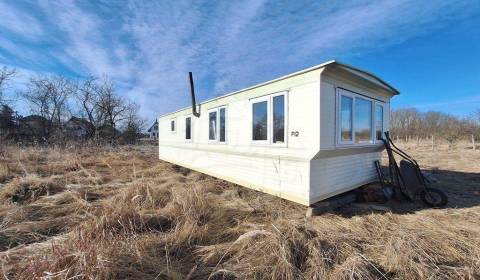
(160, 60, 399, 118)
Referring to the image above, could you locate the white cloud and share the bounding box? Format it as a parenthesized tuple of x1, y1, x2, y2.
(0, 2, 44, 41)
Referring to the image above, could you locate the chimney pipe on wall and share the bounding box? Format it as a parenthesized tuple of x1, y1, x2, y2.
(189, 72, 200, 117)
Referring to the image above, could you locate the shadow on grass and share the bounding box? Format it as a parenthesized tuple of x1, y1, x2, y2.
(335, 168, 480, 217)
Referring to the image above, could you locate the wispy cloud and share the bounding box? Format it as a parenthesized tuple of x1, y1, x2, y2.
(0, 2, 44, 41)
(409, 95, 480, 110)
(0, 0, 477, 120)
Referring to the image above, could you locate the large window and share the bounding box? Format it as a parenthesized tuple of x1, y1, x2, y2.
(355, 98, 372, 143)
(185, 116, 191, 140)
(337, 89, 384, 145)
(170, 119, 175, 133)
(208, 106, 227, 143)
(251, 91, 287, 145)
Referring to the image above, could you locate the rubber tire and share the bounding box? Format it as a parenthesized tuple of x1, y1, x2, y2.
(420, 187, 448, 207)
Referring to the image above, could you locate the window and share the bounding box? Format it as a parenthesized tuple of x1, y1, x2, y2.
(208, 106, 227, 143)
(219, 108, 226, 142)
(170, 119, 175, 132)
(375, 104, 384, 140)
(340, 95, 353, 142)
(337, 88, 384, 145)
(273, 95, 285, 143)
(209, 111, 217, 140)
(252, 101, 268, 141)
(185, 116, 191, 140)
(355, 98, 372, 143)
(251, 91, 287, 145)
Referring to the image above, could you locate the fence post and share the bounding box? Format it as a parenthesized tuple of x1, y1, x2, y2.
(472, 135, 476, 151)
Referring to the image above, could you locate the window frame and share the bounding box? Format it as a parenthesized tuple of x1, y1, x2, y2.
(375, 103, 385, 141)
(218, 106, 227, 144)
(207, 106, 227, 144)
(337, 90, 355, 145)
(336, 88, 385, 146)
(250, 91, 288, 147)
(184, 114, 192, 141)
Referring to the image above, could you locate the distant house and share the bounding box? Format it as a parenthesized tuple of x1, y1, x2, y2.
(64, 117, 93, 138)
(147, 120, 158, 140)
(97, 124, 120, 140)
(17, 115, 51, 140)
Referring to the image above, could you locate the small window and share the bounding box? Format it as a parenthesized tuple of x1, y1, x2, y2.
(209, 111, 217, 140)
(273, 95, 285, 143)
(251, 91, 287, 145)
(355, 98, 372, 143)
(185, 116, 191, 140)
(375, 104, 384, 140)
(252, 101, 268, 141)
(219, 108, 226, 142)
(170, 120, 175, 132)
(208, 106, 227, 143)
(340, 95, 353, 142)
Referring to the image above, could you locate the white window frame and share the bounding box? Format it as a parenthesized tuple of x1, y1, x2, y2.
(170, 118, 176, 133)
(374, 103, 385, 141)
(337, 90, 355, 145)
(207, 106, 227, 144)
(336, 88, 385, 146)
(184, 114, 192, 141)
(250, 91, 288, 147)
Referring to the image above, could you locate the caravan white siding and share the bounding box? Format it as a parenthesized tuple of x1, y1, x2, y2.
(307, 70, 392, 204)
(158, 69, 322, 205)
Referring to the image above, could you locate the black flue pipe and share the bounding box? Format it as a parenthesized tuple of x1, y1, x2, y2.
(189, 72, 200, 117)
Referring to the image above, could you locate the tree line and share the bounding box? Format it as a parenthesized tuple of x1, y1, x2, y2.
(390, 108, 480, 145)
(0, 66, 146, 144)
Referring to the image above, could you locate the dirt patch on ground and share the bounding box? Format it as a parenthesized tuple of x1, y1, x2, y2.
(0, 143, 478, 279)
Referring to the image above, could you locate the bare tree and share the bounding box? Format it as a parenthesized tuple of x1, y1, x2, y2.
(95, 78, 129, 142)
(75, 76, 103, 137)
(121, 102, 146, 144)
(22, 76, 75, 138)
(0, 67, 16, 105)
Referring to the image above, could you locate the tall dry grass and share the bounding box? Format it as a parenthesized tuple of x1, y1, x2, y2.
(0, 144, 478, 279)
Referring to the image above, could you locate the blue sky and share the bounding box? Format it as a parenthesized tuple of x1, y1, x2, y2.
(0, 0, 479, 121)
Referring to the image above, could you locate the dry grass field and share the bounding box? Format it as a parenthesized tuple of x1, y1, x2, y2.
(0, 142, 478, 279)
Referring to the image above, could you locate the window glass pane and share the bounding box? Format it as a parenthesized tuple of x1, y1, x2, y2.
(185, 117, 191, 140)
(209, 111, 217, 140)
(219, 108, 226, 142)
(355, 98, 372, 143)
(340, 96, 353, 141)
(273, 95, 285, 143)
(375, 105, 383, 140)
(171, 120, 175, 131)
(252, 101, 268, 140)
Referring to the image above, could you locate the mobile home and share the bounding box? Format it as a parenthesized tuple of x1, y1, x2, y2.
(158, 60, 398, 206)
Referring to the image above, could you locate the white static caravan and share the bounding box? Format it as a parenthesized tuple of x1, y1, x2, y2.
(158, 61, 399, 206)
